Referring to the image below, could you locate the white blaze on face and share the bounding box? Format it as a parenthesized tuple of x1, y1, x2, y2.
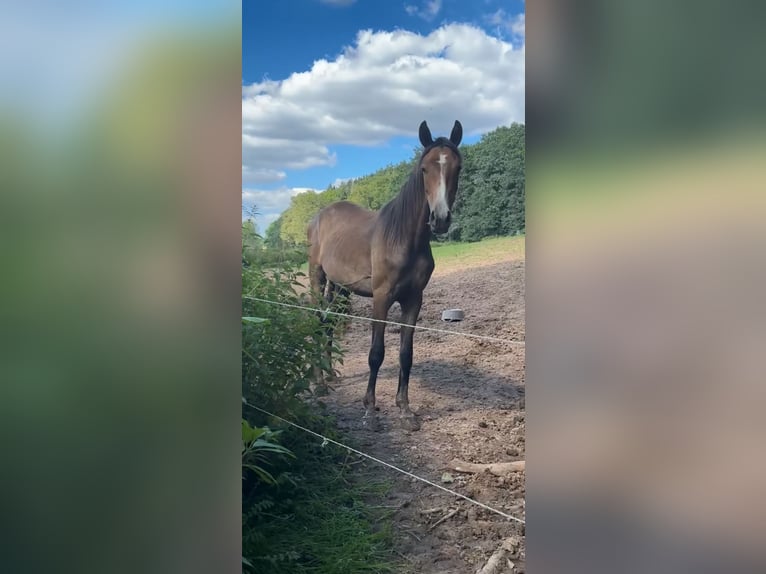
(434, 152, 449, 219)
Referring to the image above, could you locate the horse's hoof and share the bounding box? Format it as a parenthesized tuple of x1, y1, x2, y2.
(400, 413, 421, 431)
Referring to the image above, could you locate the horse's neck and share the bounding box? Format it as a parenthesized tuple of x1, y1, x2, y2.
(391, 173, 430, 250)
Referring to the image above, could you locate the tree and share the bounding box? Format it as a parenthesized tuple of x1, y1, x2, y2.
(264, 216, 284, 249)
(279, 190, 324, 245)
(242, 218, 263, 263)
(453, 123, 525, 241)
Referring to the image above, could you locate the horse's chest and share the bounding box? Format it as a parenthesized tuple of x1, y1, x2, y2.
(392, 256, 434, 297)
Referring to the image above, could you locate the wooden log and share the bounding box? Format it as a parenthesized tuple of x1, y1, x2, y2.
(449, 459, 525, 476)
(476, 536, 520, 574)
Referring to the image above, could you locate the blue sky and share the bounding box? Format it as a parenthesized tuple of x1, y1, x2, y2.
(242, 0, 525, 232)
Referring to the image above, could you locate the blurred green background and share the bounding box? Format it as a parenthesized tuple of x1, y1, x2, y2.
(528, 2, 766, 573)
(0, 3, 241, 573)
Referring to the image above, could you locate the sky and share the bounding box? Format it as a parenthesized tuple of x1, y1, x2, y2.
(1, 0, 236, 131)
(242, 0, 525, 232)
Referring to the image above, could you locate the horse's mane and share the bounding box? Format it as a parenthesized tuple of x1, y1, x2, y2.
(379, 138, 461, 247)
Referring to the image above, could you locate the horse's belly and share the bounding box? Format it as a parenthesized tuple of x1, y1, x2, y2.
(323, 262, 372, 297)
(348, 281, 373, 298)
(338, 276, 373, 298)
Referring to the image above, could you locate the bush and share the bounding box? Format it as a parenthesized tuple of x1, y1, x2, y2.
(241, 260, 397, 573)
(243, 246, 306, 269)
(241, 419, 294, 485)
(241, 261, 342, 423)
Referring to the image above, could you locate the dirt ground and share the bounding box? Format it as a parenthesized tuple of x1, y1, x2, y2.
(318, 256, 526, 573)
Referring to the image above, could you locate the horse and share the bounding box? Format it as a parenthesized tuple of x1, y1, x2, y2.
(306, 120, 463, 431)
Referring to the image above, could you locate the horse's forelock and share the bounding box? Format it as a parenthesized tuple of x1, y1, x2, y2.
(419, 138, 462, 164)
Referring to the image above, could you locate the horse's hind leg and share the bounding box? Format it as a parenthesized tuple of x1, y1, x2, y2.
(308, 263, 330, 394)
(333, 286, 352, 337)
(308, 260, 326, 303)
(321, 281, 344, 386)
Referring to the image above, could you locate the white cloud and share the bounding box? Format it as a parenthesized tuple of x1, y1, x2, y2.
(427, 0, 443, 17)
(510, 13, 525, 38)
(487, 9, 504, 25)
(242, 186, 317, 231)
(405, 0, 442, 21)
(242, 186, 315, 213)
(486, 10, 525, 44)
(242, 134, 338, 171)
(242, 166, 286, 185)
(242, 23, 524, 175)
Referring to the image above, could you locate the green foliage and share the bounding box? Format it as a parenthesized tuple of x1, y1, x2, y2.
(322, 181, 352, 204)
(347, 162, 413, 210)
(245, 246, 307, 268)
(242, 431, 398, 574)
(244, 218, 306, 268)
(276, 124, 525, 245)
(453, 123, 525, 241)
(241, 419, 294, 485)
(264, 216, 284, 248)
(242, 218, 263, 253)
(242, 263, 341, 421)
(241, 258, 398, 573)
(279, 190, 325, 246)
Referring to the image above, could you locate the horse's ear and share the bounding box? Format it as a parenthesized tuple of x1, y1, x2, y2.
(450, 120, 463, 146)
(419, 121, 433, 148)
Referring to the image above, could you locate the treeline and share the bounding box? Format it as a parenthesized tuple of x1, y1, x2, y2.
(266, 123, 525, 246)
(242, 219, 305, 267)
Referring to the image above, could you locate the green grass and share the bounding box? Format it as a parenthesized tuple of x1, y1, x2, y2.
(298, 235, 525, 278)
(431, 235, 525, 273)
(243, 429, 400, 574)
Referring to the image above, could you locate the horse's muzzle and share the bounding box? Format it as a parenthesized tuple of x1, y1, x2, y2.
(429, 210, 451, 234)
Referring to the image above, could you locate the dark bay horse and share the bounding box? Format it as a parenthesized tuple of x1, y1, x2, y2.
(307, 120, 463, 431)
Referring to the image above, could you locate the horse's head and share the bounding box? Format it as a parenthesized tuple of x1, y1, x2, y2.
(418, 120, 463, 235)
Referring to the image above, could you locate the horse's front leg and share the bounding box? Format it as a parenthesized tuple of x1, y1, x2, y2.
(396, 292, 423, 431)
(363, 295, 391, 431)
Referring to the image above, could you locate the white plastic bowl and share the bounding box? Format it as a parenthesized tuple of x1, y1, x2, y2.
(441, 309, 465, 322)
